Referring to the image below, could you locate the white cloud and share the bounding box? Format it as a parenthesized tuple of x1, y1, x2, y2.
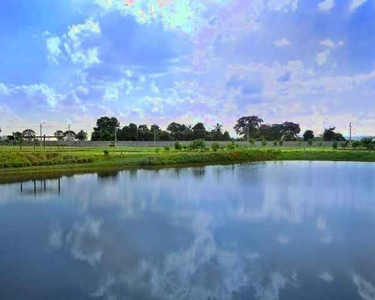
(318, 0, 335, 11)
(276, 235, 290, 245)
(46, 36, 62, 64)
(319, 272, 334, 283)
(44, 18, 101, 68)
(353, 273, 375, 300)
(320, 39, 344, 48)
(274, 38, 291, 47)
(316, 50, 330, 66)
(349, 0, 370, 13)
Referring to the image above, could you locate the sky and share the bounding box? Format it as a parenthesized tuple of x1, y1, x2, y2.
(1, 0, 375, 137)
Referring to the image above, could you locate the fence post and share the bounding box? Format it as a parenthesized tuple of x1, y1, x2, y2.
(43, 135, 46, 151)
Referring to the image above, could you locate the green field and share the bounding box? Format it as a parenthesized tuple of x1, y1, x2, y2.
(1, 146, 375, 179)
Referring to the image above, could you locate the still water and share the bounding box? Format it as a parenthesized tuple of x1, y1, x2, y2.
(1, 161, 375, 300)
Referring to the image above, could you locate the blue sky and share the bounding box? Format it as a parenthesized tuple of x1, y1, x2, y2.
(1, 0, 375, 136)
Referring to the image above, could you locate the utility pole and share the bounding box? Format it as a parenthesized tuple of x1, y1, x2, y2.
(153, 124, 156, 148)
(114, 127, 118, 147)
(349, 122, 352, 147)
(68, 124, 71, 148)
(40, 121, 45, 147)
(247, 124, 249, 144)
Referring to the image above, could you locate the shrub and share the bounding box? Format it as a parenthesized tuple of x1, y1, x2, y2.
(211, 142, 220, 152)
(164, 146, 170, 151)
(332, 141, 338, 149)
(307, 139, 313, 146)
(227, 141, 236, 150)
(103, 150, 109, 157)
(352, 140, 361, 149)
(279, 140, 284, 147)
(360, 137, 375, 150)
(249, 138, 255, 146)
(273, 140, 278, 147)
(155, 148, 160, 153)
(109, 142, 116, 147)
(189, 139, 206, 150)
(174, 141, 182, 150)
(261, 139, 267, 147)
(318, 142, 323, 147)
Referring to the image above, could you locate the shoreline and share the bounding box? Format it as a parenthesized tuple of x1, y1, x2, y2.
(1, 149, 375, 183)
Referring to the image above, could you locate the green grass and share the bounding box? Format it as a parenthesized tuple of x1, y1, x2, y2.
(1, 146, 375, 179)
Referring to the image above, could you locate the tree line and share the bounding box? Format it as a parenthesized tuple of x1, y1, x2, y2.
(3, 115, 348, 143)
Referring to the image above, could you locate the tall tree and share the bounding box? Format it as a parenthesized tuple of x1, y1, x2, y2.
(211, 123, 223, 141)
(281, 122, 301, 141)
(63, 130, 77, 142)
(22, 129, 36, 141)
(54, 130, 64, 141)
(76, 130, 88, 141)
(323, 127, 346, 141)
(13, 131, 22, 141)
(259, 124, 283, 141)
(234, 116, 264, 139)
(192, 122, 206, 139)
(91, 116, 120, 141)
(303, 130, 314, 141)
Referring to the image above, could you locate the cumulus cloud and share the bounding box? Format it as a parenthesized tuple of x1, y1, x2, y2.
(320, 39, 344, 48)
(318, 0, 335, 11)
(274, 38, 291, 47)
(316, 50, 330, 66)
(349, 0, 370, 13)
(319, 271, 334, 283)
(353, 273, 375, 300)
(45, 35, 63, 64)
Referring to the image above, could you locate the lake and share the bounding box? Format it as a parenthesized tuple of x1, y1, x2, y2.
(1, 161, 375, 300)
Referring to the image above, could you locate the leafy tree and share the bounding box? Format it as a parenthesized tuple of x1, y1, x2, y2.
(118, 123, 138, 141)
(192, 122, 206, 140)
(234, 116, 264, 139)
(54, 130, 64, 141)
(13, 131, 22, 141)
(159, 131, 171, 141)
(210, 123, 223, 141)
(303, 130, 314, 141)
(360, 137, 375, 150)
(222, 131, 231, 141)
(323, 127, 346, 142)
(332, 141, 338, 149)
(91, 116, 120, 141)
(259, 124, 283, 141)
(63, 130, 77, 141)
(22, 129, 36, 141)
(76, 130, 88, 141)
(281, 122, 301, 141)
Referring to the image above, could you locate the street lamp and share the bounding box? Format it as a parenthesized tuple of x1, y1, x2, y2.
(40, 121, 45, 147)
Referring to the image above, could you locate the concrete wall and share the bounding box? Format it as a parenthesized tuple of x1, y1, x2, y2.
(38, 140, 336, 148)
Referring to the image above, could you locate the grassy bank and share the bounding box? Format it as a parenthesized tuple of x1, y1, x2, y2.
(1, 147, 375, 179)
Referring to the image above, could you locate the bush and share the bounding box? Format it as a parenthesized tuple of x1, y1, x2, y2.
(307, 139, 313, 146)
(189, 139, 206, 150)
(318, 142, 323, 147)
(109, 142, 116, 147)
(261, 139, 267, 147)
(279, 140, 284, 147)
(164, 146, 170, 151)
(227, 141, 236, 150)
(332, 141, 338, 149)
(174, 141, 182, 150)
(360, 137, 375, 150)
(249, 138, 255, 146)
(273, 140, 278, 147)
(103, 150, 109, 157)
(352, 140, 361, 149)
(211, 142, 220, 152)
(155, 148, 160, 153)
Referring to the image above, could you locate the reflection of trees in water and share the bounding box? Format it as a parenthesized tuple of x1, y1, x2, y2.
(97, 170, 120, 182)
(20, 178, 61, 196)
(192, 167, 205, 179)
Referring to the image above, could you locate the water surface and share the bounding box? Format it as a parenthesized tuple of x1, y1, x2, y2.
(1, 161, 375, 300)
